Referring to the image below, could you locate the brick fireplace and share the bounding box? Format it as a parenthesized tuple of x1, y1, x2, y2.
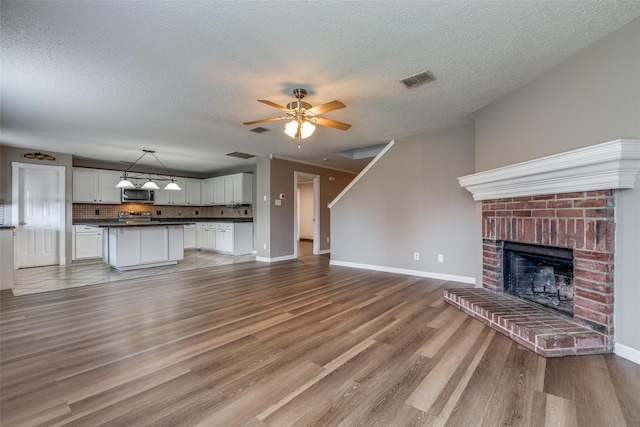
(450, 139, 640, 357)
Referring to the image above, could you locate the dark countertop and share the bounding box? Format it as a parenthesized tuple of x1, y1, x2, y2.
(74, 217, 253, 225)
(0, 225, 16, 230)
(80, 221, 196, 228)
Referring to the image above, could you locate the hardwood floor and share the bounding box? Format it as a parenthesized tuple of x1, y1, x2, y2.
(1, 253, 639, 426)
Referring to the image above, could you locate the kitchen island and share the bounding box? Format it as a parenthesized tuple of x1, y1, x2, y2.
(87, 221, 195, 271)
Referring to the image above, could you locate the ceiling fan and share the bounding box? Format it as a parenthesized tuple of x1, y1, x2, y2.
(243, 88, 351, 140)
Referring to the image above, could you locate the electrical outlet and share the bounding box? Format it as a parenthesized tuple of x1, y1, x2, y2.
(95, 209, 100, 215)
(156, 210, 161, 215)
(326, 237, 330, 243)
(263, 243, 267, 250)
(414, 252, 420, 261)
(195, 210, 199, 215)
(438, 254, 444, 263)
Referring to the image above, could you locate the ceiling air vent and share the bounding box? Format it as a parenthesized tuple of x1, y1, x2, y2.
(226, 152, 256, 160)
(399, 71, 435, 89)
(249, 126, 271, 134)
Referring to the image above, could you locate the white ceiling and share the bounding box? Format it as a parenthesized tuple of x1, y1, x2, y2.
(2, 1, 639, 176)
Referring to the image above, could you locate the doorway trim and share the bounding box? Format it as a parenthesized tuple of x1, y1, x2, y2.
(11, 162, 67, 268)
(293, 171, 320, 257)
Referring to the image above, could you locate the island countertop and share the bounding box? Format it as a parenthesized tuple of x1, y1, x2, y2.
(79, 221, 196, 228)
(73, 217, 252, 226)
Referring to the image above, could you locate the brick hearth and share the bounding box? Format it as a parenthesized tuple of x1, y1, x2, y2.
(445, 190, 615, 356)
(444, 288, 606, 357)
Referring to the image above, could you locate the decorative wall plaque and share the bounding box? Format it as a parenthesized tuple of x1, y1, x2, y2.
(22, 152, 57, 162)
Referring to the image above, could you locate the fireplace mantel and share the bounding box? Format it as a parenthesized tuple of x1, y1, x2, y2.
(458, 139, 640, 201)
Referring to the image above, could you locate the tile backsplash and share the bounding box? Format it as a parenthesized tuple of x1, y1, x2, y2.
(73, 203, 252, 220)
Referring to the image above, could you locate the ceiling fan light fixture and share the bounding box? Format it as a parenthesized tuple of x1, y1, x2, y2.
(300, 121, 316, 139)
(284, 120, 299, 138)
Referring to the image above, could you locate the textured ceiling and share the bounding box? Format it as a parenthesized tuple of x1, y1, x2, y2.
(2, 1, 639, 176)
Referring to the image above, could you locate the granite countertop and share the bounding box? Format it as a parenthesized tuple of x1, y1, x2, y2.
(0, 225, 16, 230)
(79, 221, 196, 228)
(74, 217, 253, 226)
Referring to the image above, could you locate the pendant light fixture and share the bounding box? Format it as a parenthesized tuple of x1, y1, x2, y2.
(115, 150, 182, 190)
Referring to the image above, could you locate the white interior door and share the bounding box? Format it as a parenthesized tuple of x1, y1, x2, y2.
(12, 163, 65, 268)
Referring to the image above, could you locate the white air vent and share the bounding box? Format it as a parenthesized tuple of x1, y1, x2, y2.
(226, 152, 256, 160)
(400, 71, 435, 88)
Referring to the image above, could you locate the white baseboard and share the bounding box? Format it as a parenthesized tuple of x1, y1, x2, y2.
(329, 260, 476, 284)
(615, 343, 640, 365)
(256, 254, 296, 263)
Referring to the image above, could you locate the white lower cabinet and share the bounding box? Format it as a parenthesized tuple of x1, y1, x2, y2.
(73, 225, 103, 260)
(197, 223, 217, 250)
(184, 224, 197, 249)
(107, 225, 184, 270)
(196, 222, 253, 255)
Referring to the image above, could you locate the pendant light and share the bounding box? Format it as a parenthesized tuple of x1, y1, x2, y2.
(115, 150, 182, 190)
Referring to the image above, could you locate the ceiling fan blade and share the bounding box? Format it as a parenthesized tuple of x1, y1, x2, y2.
(308, 100, 346, 115)
(257, 100, 290, 112)
(243, 117, 284, 125)
(314, 117, 352, 130)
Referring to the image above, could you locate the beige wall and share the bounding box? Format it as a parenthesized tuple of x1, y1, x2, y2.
(331, 126, 476, 280)
(474, 18, 640, 353)
(255, 156, 355, 260)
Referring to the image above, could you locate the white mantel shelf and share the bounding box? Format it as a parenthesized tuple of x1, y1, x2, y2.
(458, 139, 640, 201)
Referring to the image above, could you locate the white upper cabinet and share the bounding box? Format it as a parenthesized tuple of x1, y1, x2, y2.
(185, 179, 201, 205)
(74, 168, 253, 206)
(73, 168, 122, 204)
(154, 178, 186, 205)
(201, 174, 252, 205)
(224, 173, 253, 205)
(213, 178, 226, 205)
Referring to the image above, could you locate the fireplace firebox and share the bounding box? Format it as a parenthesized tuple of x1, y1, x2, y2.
(502, 242, 574, 316)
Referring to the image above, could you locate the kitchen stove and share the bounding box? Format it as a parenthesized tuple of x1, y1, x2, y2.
(118, 212, 152, 222)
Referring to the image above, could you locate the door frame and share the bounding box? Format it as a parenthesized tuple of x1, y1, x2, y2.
(11, 162, 67, 268)
(293, 171, 320, 257)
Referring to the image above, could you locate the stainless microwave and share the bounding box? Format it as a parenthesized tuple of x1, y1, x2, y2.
(121, 188, 154, 203)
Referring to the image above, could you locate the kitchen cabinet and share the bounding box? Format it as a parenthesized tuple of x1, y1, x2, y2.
(0, 227, 15, 290)
(215, 224, 234, 253)
(203, 175, 248, 206)
(224, 173, 253, 205)
(196, 222, 253, 255)
(197, 223, 217, 250)
(72, 225, 103, 260)
(154, 178, 186, 205)
(213, 178, 225, 204)
(107, 225, 184, 270)
(73, 168, 122, 203)
(201, 177, 226, 205)
(184, 224, 196, 249)
(185, 179, 201, 205)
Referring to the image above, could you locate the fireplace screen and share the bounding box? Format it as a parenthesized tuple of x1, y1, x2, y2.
(503, 242, 574, 316)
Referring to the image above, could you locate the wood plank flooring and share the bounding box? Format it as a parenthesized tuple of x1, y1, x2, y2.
(1, 254, 639, 426)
